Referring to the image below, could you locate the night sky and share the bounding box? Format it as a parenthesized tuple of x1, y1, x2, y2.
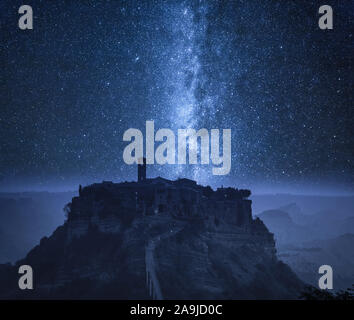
(0, 0, 353, 193)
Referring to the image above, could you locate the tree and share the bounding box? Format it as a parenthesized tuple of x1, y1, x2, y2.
(64, 203, 72, 220)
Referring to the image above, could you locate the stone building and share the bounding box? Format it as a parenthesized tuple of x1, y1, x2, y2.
(66, 162, 267, 241)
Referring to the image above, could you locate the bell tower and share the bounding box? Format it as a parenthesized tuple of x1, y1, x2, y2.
(138, 157, 146, 182)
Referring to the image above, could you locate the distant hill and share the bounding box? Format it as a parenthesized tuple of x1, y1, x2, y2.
(257, 209, 313, 245)
(257, 201, 354, 244)
(255, 198, 354, 291)
(251, 194, 354, 217)
(279, 234, 354, 291)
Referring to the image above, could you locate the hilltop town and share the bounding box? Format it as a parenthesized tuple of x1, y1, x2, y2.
(0, 160, 304, 299)
(67, 158, 271, 244)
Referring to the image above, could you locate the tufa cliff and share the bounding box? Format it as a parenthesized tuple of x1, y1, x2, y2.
(0, 163, 304, 299)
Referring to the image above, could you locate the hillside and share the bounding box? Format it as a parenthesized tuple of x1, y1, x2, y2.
(0, 179, 304, 299)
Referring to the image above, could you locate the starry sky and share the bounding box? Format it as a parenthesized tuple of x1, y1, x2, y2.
(0, 0, 353, 193)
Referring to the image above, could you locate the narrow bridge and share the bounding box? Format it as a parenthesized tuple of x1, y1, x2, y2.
(145, 227, 182, 300)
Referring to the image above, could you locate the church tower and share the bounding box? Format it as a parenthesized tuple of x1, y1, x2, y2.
(138, 157, 146, 182)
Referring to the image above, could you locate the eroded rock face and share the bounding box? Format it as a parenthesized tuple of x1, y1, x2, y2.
(0, 180, 304, 299)
(0, 218, 304, 299)
(155, 220, 303, 299)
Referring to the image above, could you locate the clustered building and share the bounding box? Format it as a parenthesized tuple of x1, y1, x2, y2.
(67, 158, 270, 241)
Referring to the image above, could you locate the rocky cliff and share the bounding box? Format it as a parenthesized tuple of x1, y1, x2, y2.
(0, 180, 305, 299)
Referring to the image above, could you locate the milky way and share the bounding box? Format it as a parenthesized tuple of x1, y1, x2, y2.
(0, 0, 353, 193)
